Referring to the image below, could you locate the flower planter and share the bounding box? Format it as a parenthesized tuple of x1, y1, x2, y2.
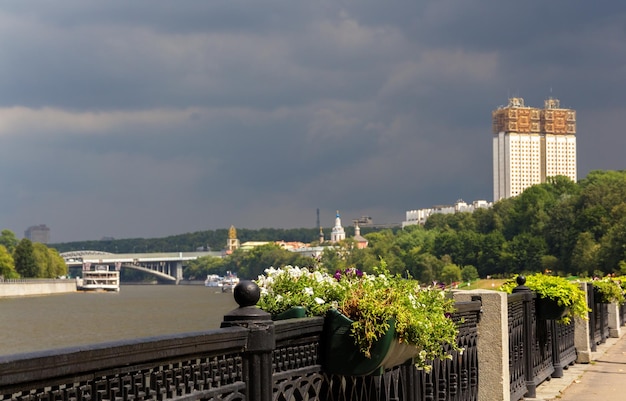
(321, 309, 418, 376)
(272, 306, 307, 320)
(535, 297, 569, 320)
(593, 287, 611, 304)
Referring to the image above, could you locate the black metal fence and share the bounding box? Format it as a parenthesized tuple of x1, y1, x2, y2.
(508, 279, 609, 401)
(0, 283, 482, 401)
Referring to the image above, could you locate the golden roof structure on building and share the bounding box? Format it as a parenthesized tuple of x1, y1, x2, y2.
(492, 97, 575, 135)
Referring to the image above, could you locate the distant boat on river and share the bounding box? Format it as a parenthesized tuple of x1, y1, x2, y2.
(204, 274, 222, 287)
(204, 272, 240, 292)
(76, 265, 120, 292)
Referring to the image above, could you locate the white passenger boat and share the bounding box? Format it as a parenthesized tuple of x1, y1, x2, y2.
(76, 265, 120, 292)
(204, 274, 223, 287)
(220, 272, 240, 293)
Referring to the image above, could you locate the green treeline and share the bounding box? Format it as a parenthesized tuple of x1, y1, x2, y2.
(184, 170, 626, 282)
(50, 227, 376, 254)
(25, 169, 626, 283)
(0, 231, 67, 279)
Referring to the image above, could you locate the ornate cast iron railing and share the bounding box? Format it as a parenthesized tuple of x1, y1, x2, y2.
(507, 292, 527, 401)
(0, 282, 482, 401)
(551, 320, 576, 377)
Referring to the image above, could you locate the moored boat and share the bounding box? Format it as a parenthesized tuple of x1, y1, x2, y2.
(77, 265, 120, 292)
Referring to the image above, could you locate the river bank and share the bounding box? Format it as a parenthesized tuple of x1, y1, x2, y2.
(0, 279, 76, 298)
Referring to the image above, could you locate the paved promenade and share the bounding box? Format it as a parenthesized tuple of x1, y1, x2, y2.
(526, 333, 626, 401)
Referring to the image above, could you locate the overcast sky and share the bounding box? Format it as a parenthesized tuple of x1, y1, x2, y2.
(1, 1, 625, 243)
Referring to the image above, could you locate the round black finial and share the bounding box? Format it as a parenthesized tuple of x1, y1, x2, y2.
(516, 275, 526, 286)
(233, 280, 260, 307)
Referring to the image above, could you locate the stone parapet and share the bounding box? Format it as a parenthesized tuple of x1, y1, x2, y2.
(453, 290, 509, 401)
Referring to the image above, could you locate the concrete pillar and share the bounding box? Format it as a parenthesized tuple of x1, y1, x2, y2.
(454, 290, 510, 401)
(175, 262, 183, 284)
(607, 302, 621, 338)
(574, 283, 592, 363)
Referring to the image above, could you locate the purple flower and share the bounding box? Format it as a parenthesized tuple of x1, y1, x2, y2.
(344, 268, 363, 278)
(334, 270, 342, 281)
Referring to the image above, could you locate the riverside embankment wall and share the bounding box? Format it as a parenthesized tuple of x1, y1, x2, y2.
(0, 279, 76, 297)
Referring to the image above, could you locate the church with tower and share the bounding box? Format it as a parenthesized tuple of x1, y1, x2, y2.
(330, 210, 346, 243)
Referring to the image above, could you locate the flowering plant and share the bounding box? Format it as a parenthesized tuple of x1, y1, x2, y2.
(256, 262, 459, 369)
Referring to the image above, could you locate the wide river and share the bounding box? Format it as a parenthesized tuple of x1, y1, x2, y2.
(0, 285, 238, 356)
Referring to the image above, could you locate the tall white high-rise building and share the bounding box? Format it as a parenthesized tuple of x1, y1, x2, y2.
(492, 97, 576, 201)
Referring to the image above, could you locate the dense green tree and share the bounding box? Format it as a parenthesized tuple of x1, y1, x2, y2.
(511, 185, 555, 237)
(476, 231, 505, 277)
(441, 263, 462, 284)
(412, 253, 444, 284)
(432, 230, 462, 262)
(507, 233, 547, 273)
(461, 265, 479, 282)
(598, 218, 626, 274)
(575, 170, 626, 241)
(472, 207, 502, 235)
(0, 230, 18, 254)
(543, 199, 577, 271)
(14, 239, 38, 278)
(0, 245, 17, 279)
(569, 232, 599, 276)
(540, 255, 559, 274)
(364, 230, 405, 274)
(31, 243, 68, 278)
(184, 255, 226, 280)
(448, 212, 477, 232)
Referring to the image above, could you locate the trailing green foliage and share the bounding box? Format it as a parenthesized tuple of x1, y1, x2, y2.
(591, 279, 625, 304)
(499, 273, 589, 324)
(256, 261, 458, 369)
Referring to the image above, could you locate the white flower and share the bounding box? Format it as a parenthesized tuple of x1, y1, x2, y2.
(314, 297, 325, 304)
(303, 287, 314, 296)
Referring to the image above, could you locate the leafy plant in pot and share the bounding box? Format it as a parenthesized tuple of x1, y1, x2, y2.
(591, 279, 625, 304)
(255, 262, 459, 375)
(500, 274, 589, 324)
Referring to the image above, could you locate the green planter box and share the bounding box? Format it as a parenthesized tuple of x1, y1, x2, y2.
(272, 306, 307, 320)
(321, 309, 417, 376)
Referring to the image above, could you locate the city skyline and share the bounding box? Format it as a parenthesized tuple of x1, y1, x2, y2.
(1, 2, 625, 242)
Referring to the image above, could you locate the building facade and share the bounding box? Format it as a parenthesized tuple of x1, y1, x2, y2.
(402, 199, 492, 228)
(492, 97, 576, 201)
(24, 224, 50, 244)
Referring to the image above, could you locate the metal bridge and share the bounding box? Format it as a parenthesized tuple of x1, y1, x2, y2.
(61, 250, 222, 284)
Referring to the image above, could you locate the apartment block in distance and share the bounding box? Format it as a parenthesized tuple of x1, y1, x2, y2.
(25, 224, 50, 244)
(492, 97, 576, 201)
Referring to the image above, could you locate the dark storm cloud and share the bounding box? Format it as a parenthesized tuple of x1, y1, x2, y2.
(0, 1, 624, 242)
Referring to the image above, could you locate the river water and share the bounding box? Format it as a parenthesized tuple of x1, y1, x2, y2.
(0, 285, 238, 356)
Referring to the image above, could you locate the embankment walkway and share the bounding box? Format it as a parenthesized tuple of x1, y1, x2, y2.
(527, 331, 626, 401)
(0, 279, 76, 297)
